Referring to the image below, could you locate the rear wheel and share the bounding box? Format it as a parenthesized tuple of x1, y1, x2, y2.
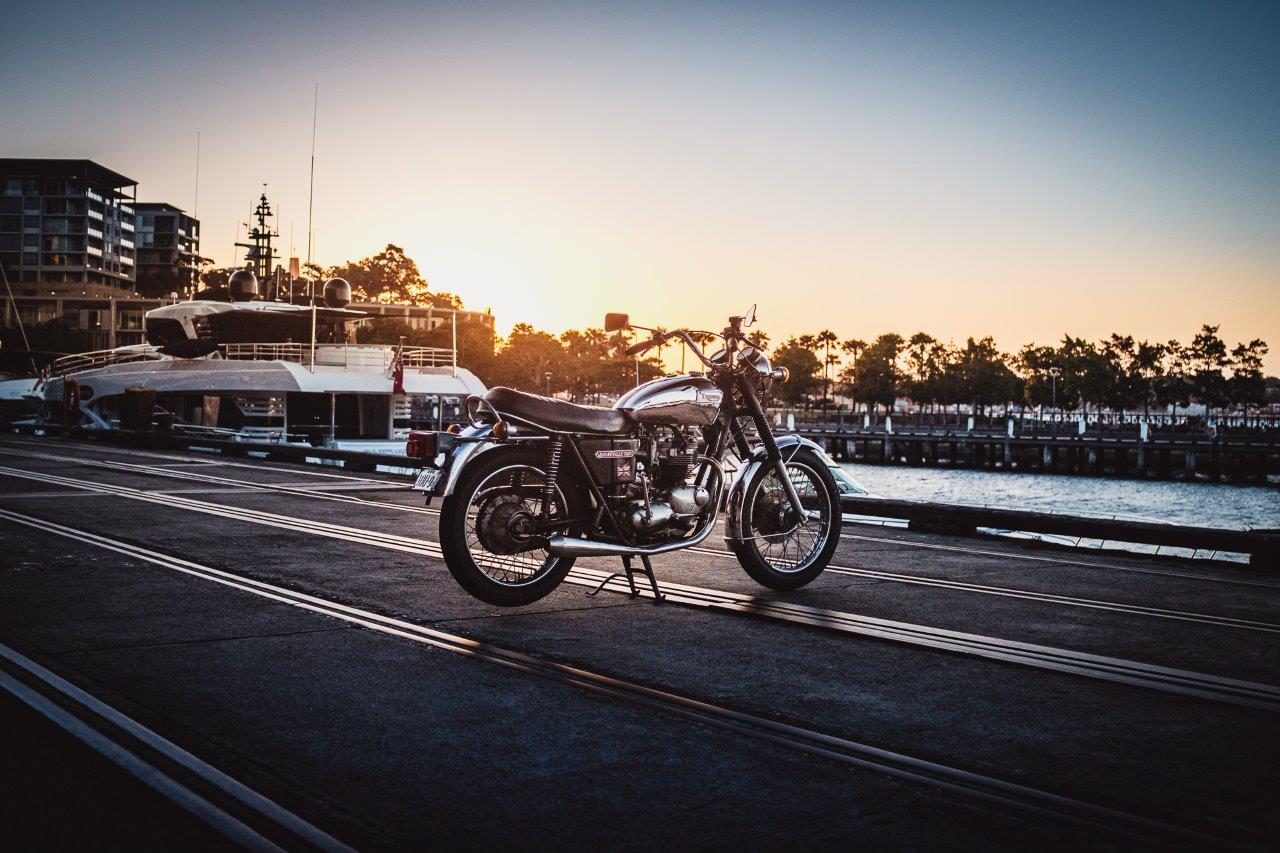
(730, 448, 842, 590)
(440, 445, 582, 606)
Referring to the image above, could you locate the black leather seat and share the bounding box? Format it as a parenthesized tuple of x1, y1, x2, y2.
(484, 386, 633, 434)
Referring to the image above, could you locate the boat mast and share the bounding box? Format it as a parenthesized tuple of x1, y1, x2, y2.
(233, 188, 280, 291)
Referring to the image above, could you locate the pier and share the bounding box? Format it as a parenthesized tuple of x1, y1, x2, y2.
(788, 416, 1280, 482)
(1, 433, 1277, 848)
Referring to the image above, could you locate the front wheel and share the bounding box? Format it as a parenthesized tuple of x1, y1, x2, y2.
(439, 445, 582, 607)
(729, 448, 842, 590)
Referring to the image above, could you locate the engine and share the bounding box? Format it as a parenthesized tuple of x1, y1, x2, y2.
(618, 425, 714, 541)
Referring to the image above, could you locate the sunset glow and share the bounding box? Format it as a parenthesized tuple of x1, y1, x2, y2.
(6, 1, 1277, 367)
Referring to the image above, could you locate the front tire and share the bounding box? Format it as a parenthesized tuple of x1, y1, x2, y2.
(440, 445, 582, 607)
(730, 448, 842, 590)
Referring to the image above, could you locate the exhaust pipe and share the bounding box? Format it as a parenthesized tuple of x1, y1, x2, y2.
(547, 511, 719, 558)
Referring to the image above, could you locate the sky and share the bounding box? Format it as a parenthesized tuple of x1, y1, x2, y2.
(4, 1, 1278, 370)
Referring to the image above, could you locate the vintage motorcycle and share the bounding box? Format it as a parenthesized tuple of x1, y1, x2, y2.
(409, 306, 843, 606)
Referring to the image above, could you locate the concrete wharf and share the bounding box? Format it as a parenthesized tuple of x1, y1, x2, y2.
(0, 434, 1276, 848)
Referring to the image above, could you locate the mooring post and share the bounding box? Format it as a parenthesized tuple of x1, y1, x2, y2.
(1137, 420, 1148, 474)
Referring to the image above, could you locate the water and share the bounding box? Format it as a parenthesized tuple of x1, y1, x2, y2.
(841, 464, 1279, 531)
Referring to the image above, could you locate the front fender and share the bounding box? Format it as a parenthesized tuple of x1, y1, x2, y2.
(724, 434, 825, 543)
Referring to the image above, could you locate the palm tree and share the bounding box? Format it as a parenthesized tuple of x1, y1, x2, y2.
(815, 329, 839, 406)
(841, 339, 867, 414)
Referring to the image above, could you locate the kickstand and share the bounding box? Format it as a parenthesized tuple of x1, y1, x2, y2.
(587, 555, 641, 598)
(638, 554, 665, 603)
(586, 555, 664, 603)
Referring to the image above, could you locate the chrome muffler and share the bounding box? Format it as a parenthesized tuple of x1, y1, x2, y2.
(546, 511, 719, 558)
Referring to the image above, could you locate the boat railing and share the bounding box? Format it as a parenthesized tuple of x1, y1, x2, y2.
(222, 342, 455, 370)
(47, 348, 165, 376)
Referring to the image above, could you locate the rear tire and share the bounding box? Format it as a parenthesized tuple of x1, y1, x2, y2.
(730, 448, 842, 590)
(440, 444, 582, 606)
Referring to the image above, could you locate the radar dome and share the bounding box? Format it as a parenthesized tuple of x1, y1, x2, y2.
(323, 277, 352, 308)
(228, 269, 259, 302)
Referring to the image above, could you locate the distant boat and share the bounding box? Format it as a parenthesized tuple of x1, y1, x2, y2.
(38, 271, 485, 449)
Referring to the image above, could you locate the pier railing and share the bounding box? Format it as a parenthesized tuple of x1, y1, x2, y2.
(774, 409, 1280, 437)
(47, 347, 164, 375)
(44, 343, 456, 377)
(222, 343, 455, 369)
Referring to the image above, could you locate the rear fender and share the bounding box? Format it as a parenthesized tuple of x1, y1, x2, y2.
(724, 434, 824, 543)
(436, 424, 498, 497)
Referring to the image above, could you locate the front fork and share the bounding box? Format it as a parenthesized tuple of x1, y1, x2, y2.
(732, 375, 808, 521)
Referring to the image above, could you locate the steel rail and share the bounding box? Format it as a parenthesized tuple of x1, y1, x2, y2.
(0, 640, 352, 852)
(0, 507, 1244, 848)
(0, 438, 400, 486)
(0, 463, 1276, 712)
(5, 447, 1275, 633)
(5, 435, 1273, 588)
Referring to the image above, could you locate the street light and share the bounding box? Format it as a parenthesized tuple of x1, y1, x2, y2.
(544, 371, 553, 396)
(1048, 366, 1061, 435)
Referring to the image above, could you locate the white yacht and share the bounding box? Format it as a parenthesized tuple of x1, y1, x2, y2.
(39, 271, 486, 448)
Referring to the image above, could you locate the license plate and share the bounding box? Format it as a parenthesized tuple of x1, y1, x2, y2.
(412, 467, 444, 492)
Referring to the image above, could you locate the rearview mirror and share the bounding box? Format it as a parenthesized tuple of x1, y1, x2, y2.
(743, 304, 757, 328)
(604, 312, 630, 332)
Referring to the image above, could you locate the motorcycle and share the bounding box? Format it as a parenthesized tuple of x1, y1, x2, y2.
(409, 305, 843, 606)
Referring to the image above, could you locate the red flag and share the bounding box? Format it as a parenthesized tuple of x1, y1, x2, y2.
(391, 344, 406, 395)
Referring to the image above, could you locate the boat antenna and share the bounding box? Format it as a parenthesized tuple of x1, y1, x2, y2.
(0, 263, 37, 376)
(190, 130, 200, 298)
(306, 83, 318, 302)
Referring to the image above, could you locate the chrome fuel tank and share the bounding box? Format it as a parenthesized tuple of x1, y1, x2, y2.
(614, 374, 724, 426)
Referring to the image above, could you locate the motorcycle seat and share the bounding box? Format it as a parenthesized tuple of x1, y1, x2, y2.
(484, 386, 634, 434)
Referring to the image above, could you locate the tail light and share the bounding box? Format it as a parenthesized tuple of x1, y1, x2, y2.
(406, 430, 438, 459)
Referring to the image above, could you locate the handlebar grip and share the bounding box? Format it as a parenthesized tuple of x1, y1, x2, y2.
(624, 339, 656, 357)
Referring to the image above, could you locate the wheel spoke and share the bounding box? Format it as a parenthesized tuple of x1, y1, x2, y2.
(463, 464, 563, 586)
(747, 460, 831, 573)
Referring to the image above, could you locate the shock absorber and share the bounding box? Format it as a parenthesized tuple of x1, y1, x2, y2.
(541, 438, 563, 522)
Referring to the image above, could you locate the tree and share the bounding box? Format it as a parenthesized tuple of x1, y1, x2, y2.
(1185, 324, 1231, 408)
(1129, 340, 1169, 415)
(1055, 336, 1111, 411)
(1229, 338, 1269, 409)
(839, 339, 867, 412)
(950, 336, 1018, 415)
(902, 332, 939, 407)
(306, 245, 462, 308)
(846, 333, 903, 419)
(1017, 343, 1058, 409)
(814, 329, 839, 406)
(771, 338, 822, 407)
(492, 323, 567, 392)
